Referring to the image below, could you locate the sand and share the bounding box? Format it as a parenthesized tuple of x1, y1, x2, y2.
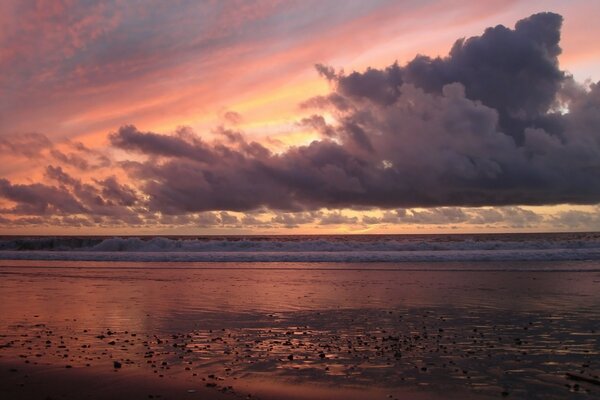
(1, 260, 599, 399)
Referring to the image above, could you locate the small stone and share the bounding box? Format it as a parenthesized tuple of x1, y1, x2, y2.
(113, 361, 122, 369)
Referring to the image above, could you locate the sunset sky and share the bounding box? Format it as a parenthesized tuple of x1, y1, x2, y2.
(1, 0, 600, 234)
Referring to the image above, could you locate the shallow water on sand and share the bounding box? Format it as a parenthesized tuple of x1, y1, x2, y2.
(1, 260, 599, 399)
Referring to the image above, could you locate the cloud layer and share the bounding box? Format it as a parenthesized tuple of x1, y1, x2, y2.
(102, 13, 600, 214)
(1, 12, 600, 230)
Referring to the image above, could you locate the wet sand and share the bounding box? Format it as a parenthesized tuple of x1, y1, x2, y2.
(1, 260, 599, 399)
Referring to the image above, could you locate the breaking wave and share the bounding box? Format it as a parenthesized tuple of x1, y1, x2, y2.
(0, 233, 599, 262)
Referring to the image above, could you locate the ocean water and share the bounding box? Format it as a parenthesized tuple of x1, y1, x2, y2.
(1, 232, 600, 264)
(1, 233, 599, 399)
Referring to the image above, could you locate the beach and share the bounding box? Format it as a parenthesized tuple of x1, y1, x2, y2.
(1, 237, 599, 399)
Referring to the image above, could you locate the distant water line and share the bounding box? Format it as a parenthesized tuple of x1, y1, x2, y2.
(0, 232, 600, 263)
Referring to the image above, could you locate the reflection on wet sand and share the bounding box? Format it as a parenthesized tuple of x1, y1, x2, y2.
(1, 261, 599, 399)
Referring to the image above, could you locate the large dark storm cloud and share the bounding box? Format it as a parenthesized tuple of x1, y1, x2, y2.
(104, 13, 600, 214)
(334, 12, 565, 142)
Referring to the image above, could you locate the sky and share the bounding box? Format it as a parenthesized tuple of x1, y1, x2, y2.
(1, 0, 600, 234)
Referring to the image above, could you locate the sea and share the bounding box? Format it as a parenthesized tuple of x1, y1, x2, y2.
(1, 232, 600, 266)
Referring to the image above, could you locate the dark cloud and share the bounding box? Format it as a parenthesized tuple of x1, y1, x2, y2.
(241, 214, 270, 227)
(219, 212, 239, 225)
(469, 207, 543, 227)
(113, 44, 600, 213)
(298, 115, 336, 138)
(44, 165, 80, 187)
(300, 92, 351, 111)
(96, 176, 138, 207)
(59, 141, 112, 170)
(395, 208, 470, 225)
(58, 216, 95, 228)
(50, 149, 92, 170)
(318, 212, 358, 225)
(196, 212, 221, 227)
(314, 63, 337, 81)
(44, 166, 106, 210)
(114, 126, 300, 213)
(332, 12, 565, 142)
(338, 63, 403, 106)
(109, 125, 217, 162)
(551, 208, 600, 229)
(0, 133, 111, 177)
(223, 111, 243, 125)
(366, 207, 543, 228)
(0, 132, 52, 157)
(0, 177, 86, 215)
(37, 166, 142, 223)
(270, 212, 319, 228)
(8, 217, 47, 226)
